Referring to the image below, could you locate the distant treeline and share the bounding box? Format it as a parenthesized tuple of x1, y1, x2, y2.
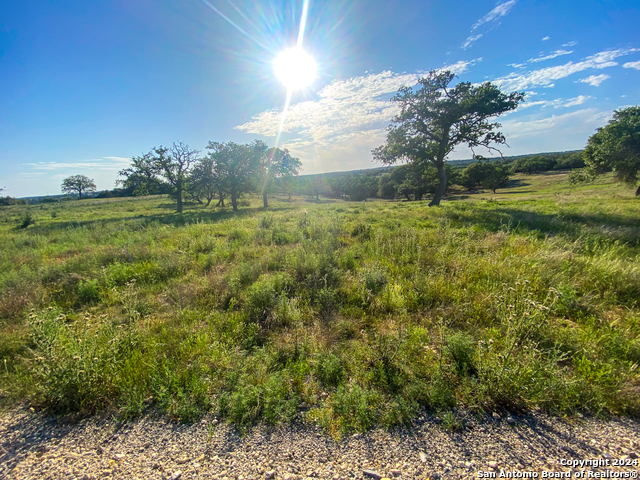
(2, 150, 584, 205)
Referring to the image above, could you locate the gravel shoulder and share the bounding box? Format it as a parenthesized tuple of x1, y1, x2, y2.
(1, 407, 639, 480)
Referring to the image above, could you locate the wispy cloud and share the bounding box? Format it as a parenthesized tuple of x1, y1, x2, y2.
(462, 34, 483, 50)
(471, 0, 517, 30)
(562, 41, 578, 47)
(541, 36, 550, 41)
(27, 157, 131, 171)
(623, 60, 640, 70)
(528, 49, 573, 63)
(577, 74, 610, 87)
(462, 0, 517, 50)
(518, 95, 591, 110)
(501, 108, 612, 139)
(494, 48, 638, 91)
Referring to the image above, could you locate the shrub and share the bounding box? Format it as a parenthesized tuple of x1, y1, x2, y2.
(360, 262, 388, 295)
(19, 210, 35, 229)
(315, 353, 345, 387)
(245, 274, 292, 325)
(446, 331, 476, 375)
(77, 279, 100, 304)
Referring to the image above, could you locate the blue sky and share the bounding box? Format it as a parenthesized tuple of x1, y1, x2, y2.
(1, 0, 639, 197)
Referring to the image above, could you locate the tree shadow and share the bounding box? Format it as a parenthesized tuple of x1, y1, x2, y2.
(27, 204, 295, 235)
(445, 206, 640, 246)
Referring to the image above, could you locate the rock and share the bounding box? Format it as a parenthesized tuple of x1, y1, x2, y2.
(265, 471, 276, 479)
(112, 453, 125, 461)
(363, 470, 382, 479)
(176, 457, 189, 465)
(628, 452, 638, 459)
(492, 412, 500, 419)
(96, 446, 104, 455)
(169, 471, 182, 480)
(507, 417, 516, 424)
(390, 469, 402, 477)
(419, 452, 428, 463)
(488, 461, 498, 469)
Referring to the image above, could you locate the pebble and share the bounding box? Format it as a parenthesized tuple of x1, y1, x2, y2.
(363, 470, 382, 479)
(1, 408, 639, 480)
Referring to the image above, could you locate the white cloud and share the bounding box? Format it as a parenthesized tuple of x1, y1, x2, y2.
(508, 62, 526, 69)
(518, 95, 591, 110)
(236, 59, 482, 141)
(563, 95, 591, 107)
(501, 108, 611, 139)
(562, 41, 578, 47)
(472, 0, 517, 30)
(27, 157, 131, 171)
(493, 48, 637, 91)
(462, 34, 483, 50)
(623, 60, 640, 70)
(528, 49, 573, 63)
(577, 74, 610, 86)
(462, 0, 517, 50)
(237, 61, 483, 172)
(542, 36, 550, 41)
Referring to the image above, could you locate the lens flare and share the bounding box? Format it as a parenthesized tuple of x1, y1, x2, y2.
(274, 47, 317, 90)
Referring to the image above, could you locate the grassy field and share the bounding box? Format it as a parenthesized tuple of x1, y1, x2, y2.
(1, 172, 639, 435)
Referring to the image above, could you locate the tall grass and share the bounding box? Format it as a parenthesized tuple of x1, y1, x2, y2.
(0, 175, 639, 435)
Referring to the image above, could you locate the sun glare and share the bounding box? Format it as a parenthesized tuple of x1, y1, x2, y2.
(274, 47, 317, 90)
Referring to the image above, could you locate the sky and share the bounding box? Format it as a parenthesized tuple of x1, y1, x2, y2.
(1, 0, 639, 197)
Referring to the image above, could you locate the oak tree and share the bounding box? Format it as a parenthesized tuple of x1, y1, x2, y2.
(373, 70, 523, 206)
(61, 175, 97, 200)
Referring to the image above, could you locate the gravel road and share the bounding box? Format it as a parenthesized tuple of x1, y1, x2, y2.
(1, 407, 638, 480)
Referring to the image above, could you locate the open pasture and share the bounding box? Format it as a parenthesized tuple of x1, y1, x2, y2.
(0, 172, 638, 434)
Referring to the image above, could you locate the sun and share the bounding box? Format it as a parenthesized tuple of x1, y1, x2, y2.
(274, 47, 317, 90)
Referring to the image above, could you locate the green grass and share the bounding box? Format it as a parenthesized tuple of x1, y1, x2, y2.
(1, 172, 639, 436)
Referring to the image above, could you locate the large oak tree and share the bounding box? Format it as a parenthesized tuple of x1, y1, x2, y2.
(61, 175, 97, 200)
(373, 70, 524, 206)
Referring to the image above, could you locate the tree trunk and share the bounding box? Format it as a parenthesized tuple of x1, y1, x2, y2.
(263, 192, 268, 209)
(176, 181, 183, 213)
(428, 163, 448, 207)
(231, 191, 238, 212)
(205, 197, 212, 207)
(78, 188, 82, 200)
(636, 184, 640, 196)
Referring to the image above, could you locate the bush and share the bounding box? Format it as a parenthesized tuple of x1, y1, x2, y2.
(77, 280, 100, 304)
(19, 210, 35, 229)
(360, 263, 388, 295)
(446, 331, 476, 375)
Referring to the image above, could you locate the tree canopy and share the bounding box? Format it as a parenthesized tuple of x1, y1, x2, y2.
(581, 106, 640, 196)
(373, 70, 524, 206)
(61, 175, 97, 200)
(260, 147, 302, 208)
(206, 140, 268, 212)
